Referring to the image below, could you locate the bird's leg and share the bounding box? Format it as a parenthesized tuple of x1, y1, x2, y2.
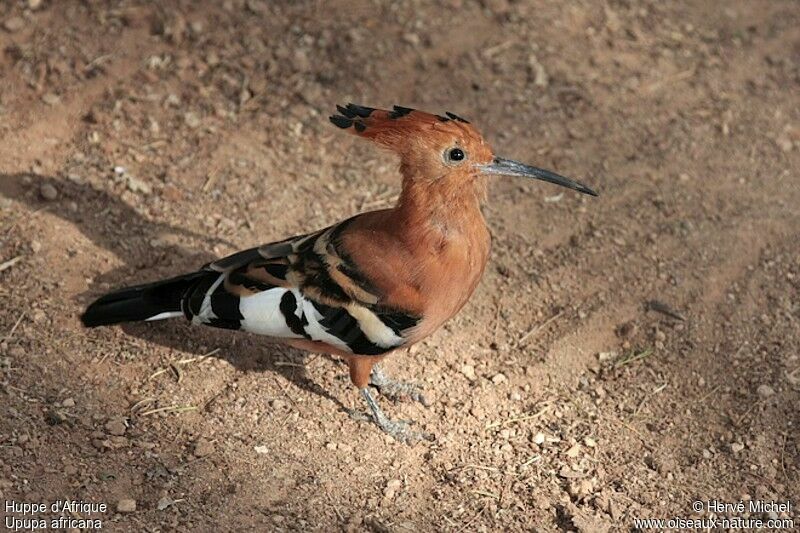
(359, 387, 430, 442)
(369, 364, 429, 406)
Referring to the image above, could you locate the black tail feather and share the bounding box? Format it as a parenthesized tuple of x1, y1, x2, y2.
(80, 272, 207, 327)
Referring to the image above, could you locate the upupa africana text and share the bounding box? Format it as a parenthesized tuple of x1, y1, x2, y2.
(82, 104, 597, 441)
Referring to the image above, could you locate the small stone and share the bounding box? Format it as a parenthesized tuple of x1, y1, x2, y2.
(386, 479, 402, 490)
(246, 0, 266, 14)
(491, 372, 507, 385)
(532, 432, 545, 445)
(325, 442, 337, 451)
(104, 418, 127, 436)
(193, 438, 214, 458)
(184, 112, 201, 128)
(9, 346, 25, 358)
(39, 183, 58, 201)
(157, 497, 176, 511)
(597, 351, 617, 362)
(460, 364, 476, 381)
(776, 137, 793, 152)
(584, 436, 597, 448)
(756, 384, 775, 398)
(254, 445, 269, 454)
(61, 398, 75, 408)
(30, 240, 42, 253)
(3, 17, 25, 33)
(291, 49, 311, 72)
(41, 93, 60, 106)
(730, 442, 744, 453)
(565, 444, 581, 458)
(383, 479, 402, 499)
(109, 436, 129, 448)
(702, 448, 712, 459)
(403, 33, 420, 46)
(28, 0, 43, 10)
(528, 55, 549, 87)
(126, 176, 152, 195)
(116, 499, 136, 513)
(568, 479, 594, 499)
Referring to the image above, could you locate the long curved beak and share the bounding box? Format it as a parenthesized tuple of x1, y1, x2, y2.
(479, 157, 598, 197)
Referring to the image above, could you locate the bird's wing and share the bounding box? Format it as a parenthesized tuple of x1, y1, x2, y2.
(183, 217, 421, 355)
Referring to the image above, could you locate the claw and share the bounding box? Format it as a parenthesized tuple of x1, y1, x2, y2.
(359, 388, 432, 443)
(369, 365, 430, 406)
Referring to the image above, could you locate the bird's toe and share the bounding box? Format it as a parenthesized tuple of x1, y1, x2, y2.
(375, 417, 432, 443)
(369, 367, 430, 406)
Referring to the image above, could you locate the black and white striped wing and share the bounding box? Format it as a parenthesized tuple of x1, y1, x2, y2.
(182, 220, 420, 356)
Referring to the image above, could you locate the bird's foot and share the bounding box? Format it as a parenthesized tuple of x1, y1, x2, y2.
(369, 365, 430, 406)
(356, 388, 432, 443)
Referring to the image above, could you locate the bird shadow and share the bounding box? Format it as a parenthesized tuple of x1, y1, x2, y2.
(0, 172, 348, 412)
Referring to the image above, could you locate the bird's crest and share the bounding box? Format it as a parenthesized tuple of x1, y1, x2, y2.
(329, 104, 474, 150)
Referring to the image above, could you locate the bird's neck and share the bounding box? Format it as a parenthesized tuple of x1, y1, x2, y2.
(393, 173, 489, 242)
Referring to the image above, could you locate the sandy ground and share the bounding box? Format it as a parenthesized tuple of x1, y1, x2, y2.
(1, 1, 798, 531)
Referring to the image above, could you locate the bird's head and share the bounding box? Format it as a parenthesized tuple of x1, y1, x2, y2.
(330, 104, 598, 197)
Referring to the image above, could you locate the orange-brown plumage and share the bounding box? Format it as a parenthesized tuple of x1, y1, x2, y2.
(82, 103, 597, 440)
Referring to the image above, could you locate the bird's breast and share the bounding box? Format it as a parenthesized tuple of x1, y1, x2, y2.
(410, 223, 491, 341)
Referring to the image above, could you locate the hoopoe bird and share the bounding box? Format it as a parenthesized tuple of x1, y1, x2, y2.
(82, 104, 597, 441)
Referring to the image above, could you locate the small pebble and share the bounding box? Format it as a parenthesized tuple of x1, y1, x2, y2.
(126, 176, 152, 195)
(61, 398, 75, 408)
(193, 438, 214, 458)
(776, 137, 793, 152)
(730, 442, 744, 453)
(383, 479, 402, 499)
(597, 351, 617, 362)
(41, 93, 60, 106)
(532, 432, 545, 445)
(116, 499, 136, 513)
(460, 364, 476, 381)
(104, 418, 127, 436)
(756, 384, 775, 398)
(157, 497, 176, 511)
(565, 444, 581, 458)
(3, 17, 25, 32)
(184, 112, 201, 128)
(39, 183, 58, 201)
(291, 49, 311, 71)
(491, 372, 507, 385)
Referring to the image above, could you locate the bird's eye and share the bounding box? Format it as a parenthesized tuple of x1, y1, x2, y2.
(446, 147, 466, 163)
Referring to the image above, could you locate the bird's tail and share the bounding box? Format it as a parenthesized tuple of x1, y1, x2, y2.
(81, 272, 208, 327)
